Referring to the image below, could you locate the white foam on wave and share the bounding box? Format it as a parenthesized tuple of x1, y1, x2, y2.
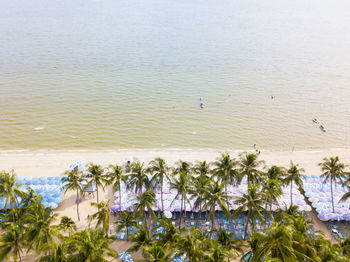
(34, 127, 45, 131)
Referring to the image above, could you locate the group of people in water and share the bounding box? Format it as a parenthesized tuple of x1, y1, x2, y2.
(313, 118, 327, 133)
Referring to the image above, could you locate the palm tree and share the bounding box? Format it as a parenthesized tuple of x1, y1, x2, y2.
(216, 229, 243, 256)
(213, 153, 239, 210)
(149, 157, 170, 213)
(58, 216, 77, 232)
(0, 224, 23, 262)
(284, 162, 305, 205)
(154, 219, 185, 245)
(134, 190, 157, 228)
(202, 180, 230, 232)
(204, 242, 230, 262)
(67, 229, 117, 261)
(89, 200, 111, 236)
(128, 161, 150, 194)
(234, 182, 265, 240)
(170, 169, 192, 229)
(253, 223, 296, 261)
(190, 173, 211, 217)
(193, 161, 211, 177)
(115, 211, 137, 241)
(36, 244, 69, 262)
(142, 243, 174, 262)
(262, 179, 283, 224)
(106, 163, 125, 214)
(61, 170, 83, 221)
(176, 228, 207, 262)
(266, 165, 286, 181)
(175, 160, 192, 174)
(86, 163, 108, 204)
(0, 170, 23, 210)
(319, 157, 346, 213)
(25, 204, 62, 254)
(127, 225, 152, 255)
(238, 152, 264, 187)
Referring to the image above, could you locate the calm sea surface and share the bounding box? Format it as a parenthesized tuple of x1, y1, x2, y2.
(0, 0, 350, 150)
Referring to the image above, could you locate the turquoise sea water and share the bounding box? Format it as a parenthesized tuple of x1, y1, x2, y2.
(0, 0, 350, 150)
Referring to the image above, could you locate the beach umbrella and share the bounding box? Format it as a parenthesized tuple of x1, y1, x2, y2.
(111, 205, 120, 212)
(125, 157, 133, 162)
(119, 252, 131, 260)
(164, 210, 172, 219)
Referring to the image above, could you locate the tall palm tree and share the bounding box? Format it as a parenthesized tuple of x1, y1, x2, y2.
(67, 229, 117, 261)
(0, 170, 23, 210)
(253, 223, 296, 261)
(213, 153, 239, 210)
(262, 179, 283, 224)
(106, 163, 125, 213)
(190, 173, 211, 217)
(284, 162, 305, 205)
(154, 219, 185, 245)
(175, 160, 192, 174)
(36, 244, 69, 262)
(215, 229, 243, 257)
(204, 242, 230, 262)
(149, 157, 170, 213)
(142, 243, 174, 262)
(176, 228, 207, 262)
(134, 190, 157, 228)
(266, 165, 286, 181)
(127, 226, 153, 255)
(115, 211, 137, 241)
(202, 180, 230, 232)
(25, 204, 62, 254)
(61, 170, 83, 221)
(238, 152, 264, 188)
(234, 182, 265, 240)
(128, 161, 150, 194)
(193, 161, 211, 178)
(0, 224, 23, 262)
(170, 169, 192, 229)
(89, 200, 111, 236)
(86, 163, 108, 204)
(319, 156, 346, 213)
(58, 216, 77, 233)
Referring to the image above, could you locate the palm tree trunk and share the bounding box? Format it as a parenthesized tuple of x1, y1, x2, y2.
(161, 178, 164, 213)
(76, 189, 80, 221)
(244, 209, 250, 240)
(264, 202, 268, 224)
(18, 249, 22, 262)
(126, 226, 129, 241)
(331, 178, 335, 213)
(211, 203, 216, 233)
(119, 183, 122, 219)
(97, 186, 99, 204)
(290, 182, 293, 205)
(179, 194, 183, 229)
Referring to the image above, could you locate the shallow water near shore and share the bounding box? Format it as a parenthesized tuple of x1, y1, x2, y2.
(0, 0, 350, 150)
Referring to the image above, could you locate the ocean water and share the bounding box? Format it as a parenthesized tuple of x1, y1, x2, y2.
(0, 0, 350, 150)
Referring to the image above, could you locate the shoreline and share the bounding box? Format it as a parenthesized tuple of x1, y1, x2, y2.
(0, 148, 350, 177)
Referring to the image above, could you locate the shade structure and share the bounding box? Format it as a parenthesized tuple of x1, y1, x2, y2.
(164, 210, 172, 219)
(119, 252, 131, 260)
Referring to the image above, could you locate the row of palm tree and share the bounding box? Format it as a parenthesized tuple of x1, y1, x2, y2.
(1, 153, 350, 261)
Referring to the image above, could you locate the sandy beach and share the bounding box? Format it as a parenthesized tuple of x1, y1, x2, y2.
(1, 148, 349, 178)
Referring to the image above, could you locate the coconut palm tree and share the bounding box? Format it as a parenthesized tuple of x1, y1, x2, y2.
(128, 161, 150, 194)
(0, 170, 23, 210)
(142, 243, 175, 262)
(266, 165, 286, 181)
(170, 170, 192, 229)
(86, 163, 108, 204)
(149, 157, 170, 213)
(204, 242, 231, 262)
(202, 180, 230, 232)
(262, 179, 283, 224)
(127, 225, 152, 255)
(89, 200, 111, 236)
(115, 211, 137, 241)
(67, 229, 117, 261)
(36, 244, 69, 262)
(134, 189, 157, 228)
(106, 163, 125, 214)
(58, 216, 77, 233)
(154, 219, 185, 245)
(0, 223, 23, 262)
(238, 152, 264, 188)
(176, 228, 207, 262)
(61, 170, 83, 221)
(190, 173, 211, 217)
(253, 223, 296, 261)
(284, 162, 305, 205)
(25, 204, 62, 254)
(193, 161, 211, 177)
(213, 153, 239, 200)
(234, 182, 265, 240)
(175, 160, 192, 174)
(216, 229, 243, 257)
(319, 157, 346, 213)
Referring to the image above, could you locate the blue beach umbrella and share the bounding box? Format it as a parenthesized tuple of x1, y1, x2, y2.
(119, 252, 131, 260)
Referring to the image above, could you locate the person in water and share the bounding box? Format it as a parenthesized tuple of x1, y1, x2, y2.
(200, 103, 204, 109)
